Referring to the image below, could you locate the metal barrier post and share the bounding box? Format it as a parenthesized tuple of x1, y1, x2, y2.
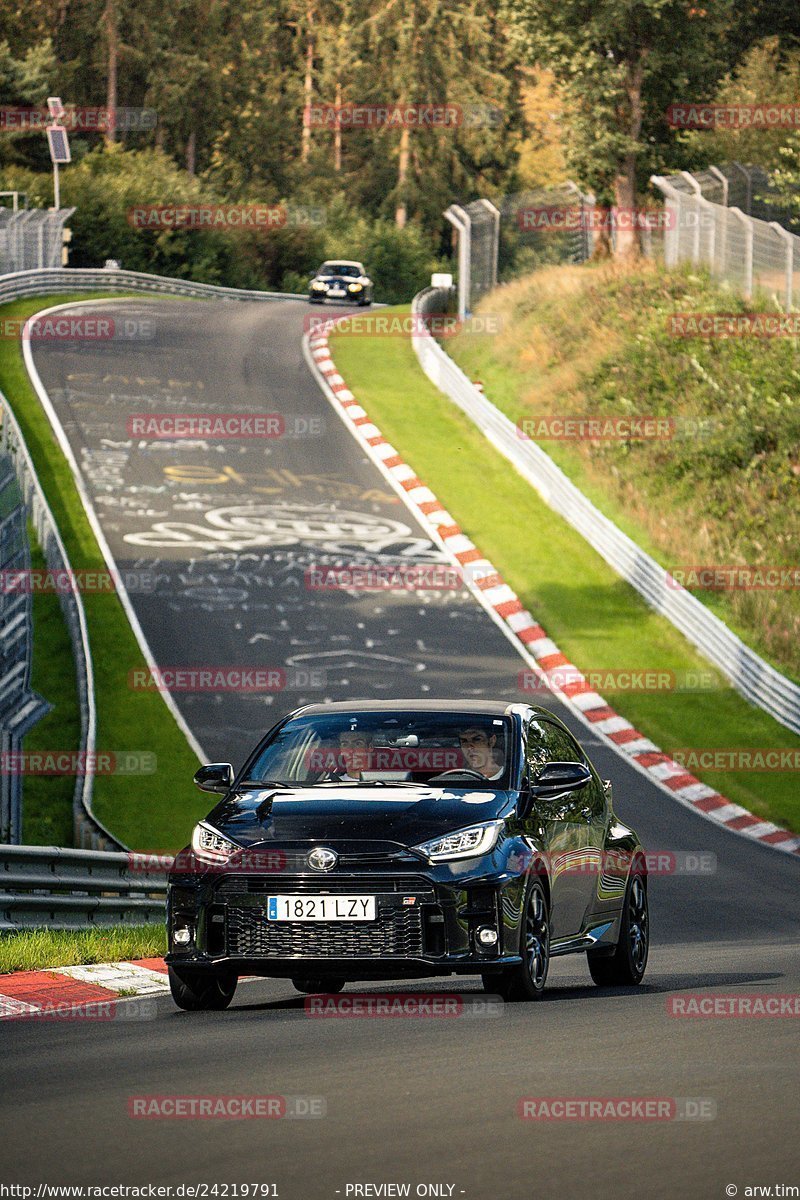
(477, 199, 500, 289)
(730, 207, 754, 297)
(769, 221, 794, 310)
(444, 205, 471, 320)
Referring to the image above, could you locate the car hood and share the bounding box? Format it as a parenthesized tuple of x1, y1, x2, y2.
(206, 785, 513, 850)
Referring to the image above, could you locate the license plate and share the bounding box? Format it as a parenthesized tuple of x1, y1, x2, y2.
(267, 895, 376, 922)
(328, 288, 345, 297)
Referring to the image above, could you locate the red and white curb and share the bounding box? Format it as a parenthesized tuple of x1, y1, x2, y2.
(0, 957, 169, 1020)
(303, 320, 800, 858)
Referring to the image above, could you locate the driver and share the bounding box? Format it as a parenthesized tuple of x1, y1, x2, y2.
(458, 726, 504, 781)
(336, 729, 373, 780)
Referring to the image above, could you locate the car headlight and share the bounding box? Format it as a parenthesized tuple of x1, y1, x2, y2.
(347, 283, 363, 291)
(412, 820, 504, 863)
(311, 281, 326, 290)
(191, 820, 242, 864)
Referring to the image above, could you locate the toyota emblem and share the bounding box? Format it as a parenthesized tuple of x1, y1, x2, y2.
(307, 846, 338, 872)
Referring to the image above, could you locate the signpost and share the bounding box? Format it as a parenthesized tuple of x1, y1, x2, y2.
(45, 97, 70, 209)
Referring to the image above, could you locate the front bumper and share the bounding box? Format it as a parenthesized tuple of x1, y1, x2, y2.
(166, 864, 527, 979)
(309, 286, 366, 303)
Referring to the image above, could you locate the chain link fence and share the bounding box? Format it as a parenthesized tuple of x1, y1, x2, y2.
(0, 204, 76, 274)
(445, 184, 594, 316)
(446, 163, 798, 313)
(650, 163, 799, 305)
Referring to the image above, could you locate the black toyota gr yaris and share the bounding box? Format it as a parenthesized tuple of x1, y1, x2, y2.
(166, 700, 649, 1010)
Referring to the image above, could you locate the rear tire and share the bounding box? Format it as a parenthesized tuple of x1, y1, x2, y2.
(485, 879, 550, 1002)
(168, 965, 237, 1011)
(292, 977, 345, 995)
(588, 869, 649, 986)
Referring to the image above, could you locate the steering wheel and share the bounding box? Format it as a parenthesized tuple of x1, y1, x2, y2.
(429, 768, 488, 782)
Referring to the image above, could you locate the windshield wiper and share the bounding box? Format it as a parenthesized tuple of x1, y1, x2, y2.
(237, 779, 291, 789)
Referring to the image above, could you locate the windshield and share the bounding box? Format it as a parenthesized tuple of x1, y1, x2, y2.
(321, 263, 361, 277)
(242, 711, 512, 789)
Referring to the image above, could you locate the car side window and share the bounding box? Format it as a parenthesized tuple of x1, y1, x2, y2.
(537, 719, 605, 819)
(541, 721, 584, 765)
(524, 719, 552, 777)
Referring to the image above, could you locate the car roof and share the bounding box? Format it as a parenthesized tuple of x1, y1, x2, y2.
(291, 699, 550, 718)
(321, 260, 363, 268)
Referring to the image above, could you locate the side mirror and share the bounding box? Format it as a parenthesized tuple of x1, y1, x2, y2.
(531, 761, 592, 798)
(193, 762, 234, 794)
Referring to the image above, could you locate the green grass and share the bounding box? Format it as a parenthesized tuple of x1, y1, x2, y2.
(0, 294, 207, 851)
(331, 308, 800, 833)
(0, 924, 166, 975)
(446, 259, 800, 683)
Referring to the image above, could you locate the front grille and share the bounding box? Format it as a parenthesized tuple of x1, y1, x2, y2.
(225, 903, 425, 958)
(215, 874, 431, 896)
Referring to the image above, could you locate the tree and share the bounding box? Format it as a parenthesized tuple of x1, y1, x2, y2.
(361, 0, 521, 227)
(682, 38, 800, 172)
(0, 38, 55, 169)
(513, 0, 733, 255)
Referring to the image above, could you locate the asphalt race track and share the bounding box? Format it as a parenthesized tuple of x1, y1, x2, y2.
(2, 297, 798, 1199)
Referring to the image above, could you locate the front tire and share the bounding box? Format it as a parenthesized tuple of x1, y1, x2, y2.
(292, 977, 345, 995)
(168, 965, 237, 1011)
(485, 879, 550, 1002)
(588, 868, 649, 986)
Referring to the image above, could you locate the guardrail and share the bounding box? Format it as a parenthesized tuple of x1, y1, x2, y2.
(0, 845, 167, 931)
(411, 286, 800, 737)
(0, 397, 123, 851)
(0, 266, 306, 305)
